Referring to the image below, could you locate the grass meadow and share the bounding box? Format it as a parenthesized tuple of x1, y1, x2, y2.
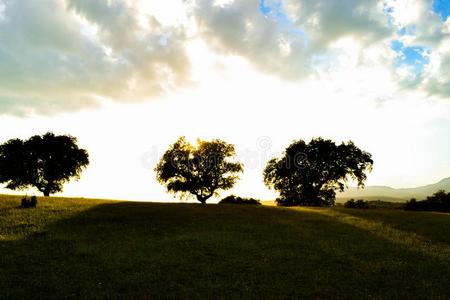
(0, 195, 449, 299)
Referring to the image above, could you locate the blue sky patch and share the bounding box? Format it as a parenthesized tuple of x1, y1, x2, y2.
(259, 0, 272, 15)
(432, 0, 450, 21)
(258, 0, 307, 40)
(391, 40, 430, 75)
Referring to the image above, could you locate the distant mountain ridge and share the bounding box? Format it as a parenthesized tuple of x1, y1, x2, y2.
(338, 177, 450, 202)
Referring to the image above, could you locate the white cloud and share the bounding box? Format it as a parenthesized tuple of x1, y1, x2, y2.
(191, 0, 450, 99)
(0, 0, 191, 116)
(0, 1, 6, 22)
(284, 0, 391, 47)
(384, 0, 450, 96)
(423, 39, 450, 97)
(190, 0, 311, 79)
(1, 0, 450, 118)
(191, 0, 392, 81)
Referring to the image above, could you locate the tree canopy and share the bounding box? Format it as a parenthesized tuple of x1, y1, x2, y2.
(404, 190, 450, 212)
(0, 132, 89, 196)
(155, 137, 243, 204)
(263, 138, 373, 206)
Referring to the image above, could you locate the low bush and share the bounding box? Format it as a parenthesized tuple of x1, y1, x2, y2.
(219, 195, 261, 205)
(275, 196, 332, 207)
(275, 196, 301, 207)
(366, 200, 404, 209)
(344, 199, 369, 209)
(21, 196, 37, 208)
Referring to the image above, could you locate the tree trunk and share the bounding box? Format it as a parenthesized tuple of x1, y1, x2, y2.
(303, 185, 321, 206)
(196, 195, 208, 204)
(43, 190, 50, 197)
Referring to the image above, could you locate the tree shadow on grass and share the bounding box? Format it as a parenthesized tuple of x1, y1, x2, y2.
(0, 202, 449, 299)
(297, 207, 450, 261)
(332, 207, 450, 244)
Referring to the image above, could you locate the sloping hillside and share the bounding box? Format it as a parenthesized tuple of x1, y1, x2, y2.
(339, 177, 450, 201)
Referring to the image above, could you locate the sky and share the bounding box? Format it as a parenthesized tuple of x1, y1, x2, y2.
(1, 0, 450, 201)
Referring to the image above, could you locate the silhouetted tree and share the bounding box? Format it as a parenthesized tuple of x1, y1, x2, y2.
(263, 138, 373, 206)
(155, 137, 243, 204)
(404, 190, 450, 212)
(0, 133, 89, 196)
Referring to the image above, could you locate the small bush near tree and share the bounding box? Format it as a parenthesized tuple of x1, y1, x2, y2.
(273, 196, 301, 207)
(344, 199, 369, 209)
(219, 195, 261, 205)
(21, 196, 37, 208)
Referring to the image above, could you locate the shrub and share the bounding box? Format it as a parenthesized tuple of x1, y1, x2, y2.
(21, 196, 37, 208)
(366, 200, 404, 209)
(219, 195, 261, 205)
(344, 199, 356, 208)
(404, 191, 450, 212)
(276, 196, 307, 207)
(275, 196, 326, 206)
(344, 199, 369, 209)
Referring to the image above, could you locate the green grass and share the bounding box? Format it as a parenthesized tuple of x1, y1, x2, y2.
(0, 195, 449, 299)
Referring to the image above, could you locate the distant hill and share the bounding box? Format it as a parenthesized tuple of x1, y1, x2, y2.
(338, 177, 450, 202)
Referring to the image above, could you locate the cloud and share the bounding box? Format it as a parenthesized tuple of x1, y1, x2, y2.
(423, 38, 450, 97)
(282, 0, 391, 48)
(0, 0, 191, 116)
(191, 0, 450, 99)
(191, 0, 392, 79)
(190, 0, 309, 79)
(383, 0, 450, 97)
(1, 0, 450, 117)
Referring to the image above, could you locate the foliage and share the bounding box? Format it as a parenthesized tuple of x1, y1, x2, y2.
(366, 200, 404, 209)
(344, 199, 369, 209)
(274, 196, 302, 207)
(0, 132, 89, 196)
(218, 195, 261, 205)
(20, 196, 37, 209)
(155, 137, 243, 203)
(264, 138, 373, 207)
(404, 190, 450, 212)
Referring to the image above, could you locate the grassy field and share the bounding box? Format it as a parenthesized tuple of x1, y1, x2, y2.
(0, 195, 449, 299)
